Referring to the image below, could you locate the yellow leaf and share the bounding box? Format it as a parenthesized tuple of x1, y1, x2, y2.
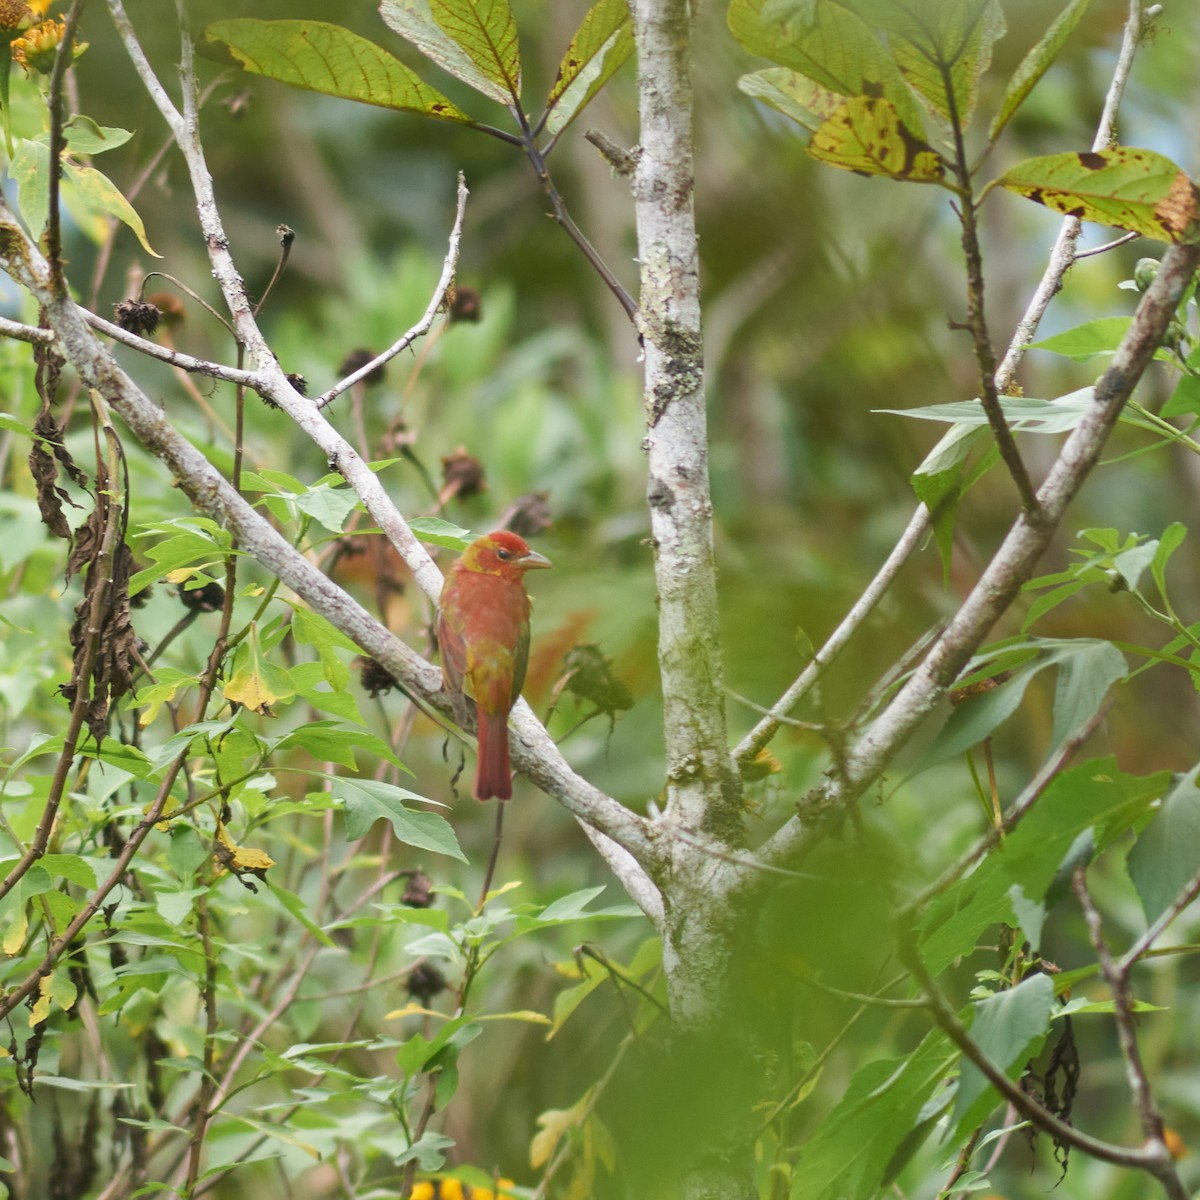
(214, 822, 275, 878)
(222, 626, 293, 714)
(28, 993, 50, 1029)
(477, 1010, 551, 1025)
(808, 94, 946, 183)
(530, 1092, 592, 1169)
(383, 1002, 449, 1020)
(3, 907, 28, 956)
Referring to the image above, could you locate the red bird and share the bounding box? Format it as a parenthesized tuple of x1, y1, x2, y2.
(437, 531, 552, 800)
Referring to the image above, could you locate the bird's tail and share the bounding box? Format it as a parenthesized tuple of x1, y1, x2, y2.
(474, 707, 512, 801)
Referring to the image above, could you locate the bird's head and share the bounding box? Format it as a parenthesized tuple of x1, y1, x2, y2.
(459, 530, 553, 580)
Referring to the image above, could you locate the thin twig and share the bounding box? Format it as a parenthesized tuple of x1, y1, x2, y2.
(1073, 869, 1172, 1148)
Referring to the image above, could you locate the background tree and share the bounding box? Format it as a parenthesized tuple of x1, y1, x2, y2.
(0, 1, 1198, 1199)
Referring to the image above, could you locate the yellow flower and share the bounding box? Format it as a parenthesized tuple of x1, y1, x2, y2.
(25, 0, 51, 13)
(11, 15, 86, 74)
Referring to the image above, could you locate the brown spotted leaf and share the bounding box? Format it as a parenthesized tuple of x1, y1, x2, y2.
(738, 67, 845, 134)
(807, 94, 946, 183)
(997, 149, 1200, 244)
(728, 0, 927, 135)
(204, 19, 472, 122)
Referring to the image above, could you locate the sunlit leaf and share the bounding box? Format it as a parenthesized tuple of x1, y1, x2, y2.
(62, 163, 159, 257)
(204, 19, 471, 121)
(223, 627, 294, 715)
(997, 148, 1200, 244)
(409, 515, 473, 550)
(866, 0, 1006, 128)
(737, 67, 844, 134)
(380, 0, 520, 106)
(728, 0, 926, 133)
(807, 95, 946, 182)
(1030, 317, 1176, 364)
(989, 0, 1092, 142)
(544, 0, 633, 137)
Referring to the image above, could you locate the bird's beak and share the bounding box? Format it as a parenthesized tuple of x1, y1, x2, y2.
(519, 549, 553, 571)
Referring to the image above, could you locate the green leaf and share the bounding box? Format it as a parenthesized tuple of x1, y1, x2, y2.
(204, 20, 471, 121)
(275, 722, 406, 771)
(920, 757, 1167, 973)
(737, 67, 845, 134)
(291, 482, 360, 533)
(38, 854, 96, 889)
(1163, 372, 1200, 419)
(911, 463, 962, 583)
(881, 388, 1098, 430)
(330, 777, 466, 861)
(1127, 765, 1200, 925)
(155, 887, 206, 927)
(788, 1029, 957, 1200)
(544, 0, 633, 137)
(950, 974, 1055, 1139)
(1150, 521, 1187, 601)
(989, 0, 1093, 142)
(62, 119, 134, 156)
(380, 0, 520, 106)
(1029, 317, 1177, 363)
(727, 0, 926, 133)
(807, 94, 946, 182)
(1007, 885, 1045, 952)
(268, 882, 336, 947)
(223, 627, 295, 715)
(922, 638, 1124, 770)
(409, 516, 473, 551)
(62, 163, 159, 257)
(10, 139, 49, 238)
(996, 149, 1200, 244)
(872, 0, 1006, 129)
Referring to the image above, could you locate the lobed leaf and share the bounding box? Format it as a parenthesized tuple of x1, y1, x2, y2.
(205, 19, 471, 122)
(332, 776, 466, 861)
(997, 148, 1200, 244)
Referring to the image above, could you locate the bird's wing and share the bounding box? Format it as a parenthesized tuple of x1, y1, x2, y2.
(511, 618, 530, 710)
(437, 609, 467, 696)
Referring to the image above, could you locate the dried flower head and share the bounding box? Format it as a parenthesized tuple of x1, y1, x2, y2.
(338, 347, 386, 387)
(406, 963, 447, 1004)
(440, 446, 486, 500)
(359, 656, 400, 698)
(448, 285, 482, 324)
(113, 299, 161, 338)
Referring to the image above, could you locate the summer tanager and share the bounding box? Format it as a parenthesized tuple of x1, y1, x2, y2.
(437, 530, 552, 800)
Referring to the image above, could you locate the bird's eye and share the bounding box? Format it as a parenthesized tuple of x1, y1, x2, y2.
(496, 548, 511, 560)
